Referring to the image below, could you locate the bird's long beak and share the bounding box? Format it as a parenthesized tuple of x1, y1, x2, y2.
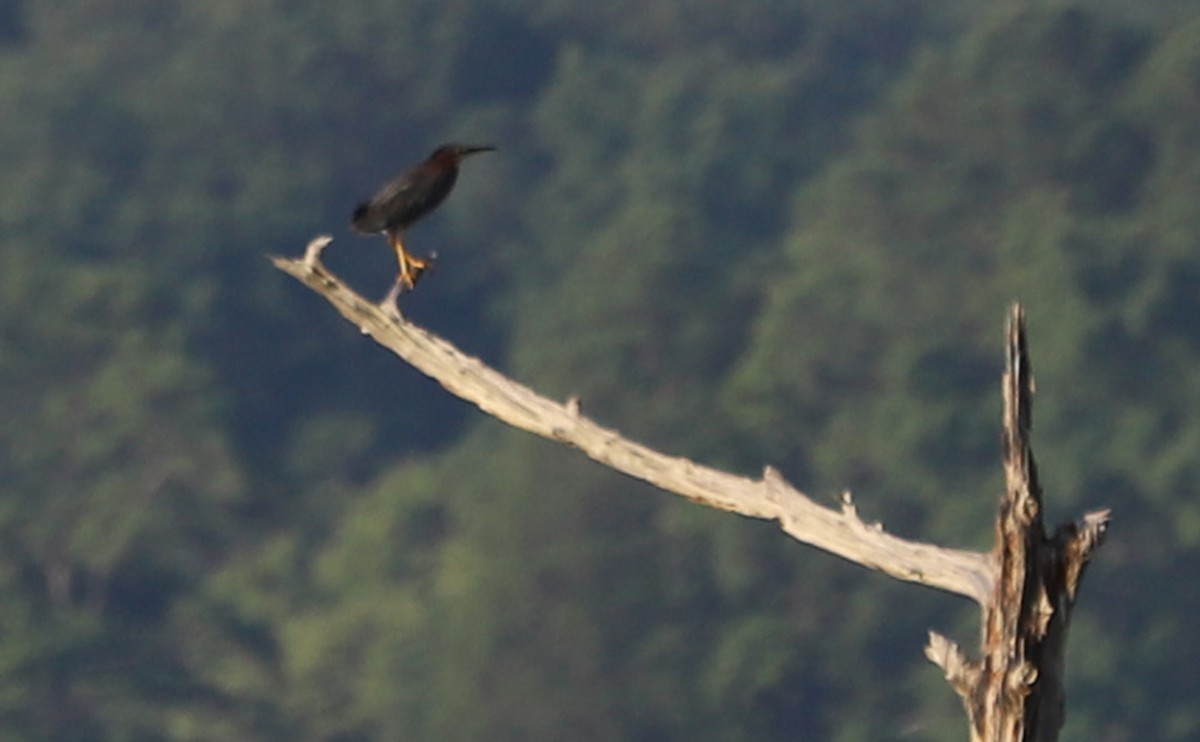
(461, 145, 497, 157)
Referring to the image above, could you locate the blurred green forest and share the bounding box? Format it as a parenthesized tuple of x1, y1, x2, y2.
(2, 0, 1199, 739)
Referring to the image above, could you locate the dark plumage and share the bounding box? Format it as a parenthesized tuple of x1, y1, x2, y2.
(352, 143, 495, 291)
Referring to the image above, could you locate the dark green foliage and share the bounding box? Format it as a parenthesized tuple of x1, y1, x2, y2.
(4, 0, 1200, 739)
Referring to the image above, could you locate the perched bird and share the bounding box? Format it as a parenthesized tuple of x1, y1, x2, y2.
(352, 143, 495, 292)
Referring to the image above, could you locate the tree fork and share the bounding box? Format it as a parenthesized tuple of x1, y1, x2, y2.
(275, 237, 1109, 740)
(928, 306, 1110, 741)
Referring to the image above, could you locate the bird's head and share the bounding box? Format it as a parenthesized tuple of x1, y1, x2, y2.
(431, 143, 497, 166)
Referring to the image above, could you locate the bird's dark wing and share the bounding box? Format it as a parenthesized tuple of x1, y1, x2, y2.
(352, 168, 459, 234)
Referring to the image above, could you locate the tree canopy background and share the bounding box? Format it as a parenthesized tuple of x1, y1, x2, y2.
(1, 0, 1197, 739)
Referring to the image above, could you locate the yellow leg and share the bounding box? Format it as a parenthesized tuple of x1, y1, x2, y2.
(388, 232, 433, 290)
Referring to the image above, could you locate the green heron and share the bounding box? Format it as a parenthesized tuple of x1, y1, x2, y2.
(352, 143, 496, 291)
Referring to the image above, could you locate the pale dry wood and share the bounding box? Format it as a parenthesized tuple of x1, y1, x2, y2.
(936, 305, 1110, 742)
(273, 236, 994, 604)
(276, 238, 1112, 740)
(926, 631, 978, 697)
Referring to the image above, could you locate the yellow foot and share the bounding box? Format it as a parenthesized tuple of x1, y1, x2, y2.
(404, 252, 436, 289)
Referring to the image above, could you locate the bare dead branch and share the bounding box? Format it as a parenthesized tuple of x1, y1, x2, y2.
(275, 238, 1112, 740)
(272, 236, 994, 604)
(926, 631, 979, 697)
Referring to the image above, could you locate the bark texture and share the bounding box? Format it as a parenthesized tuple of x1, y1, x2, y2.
(275, 238, 1109, 740)
(928, 306, 1110, 741)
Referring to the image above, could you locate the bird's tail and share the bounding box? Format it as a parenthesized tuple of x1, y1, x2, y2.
(351, 203, 380, 234)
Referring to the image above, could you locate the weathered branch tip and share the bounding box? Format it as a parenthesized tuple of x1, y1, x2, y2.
(926, 631, 977, 697)
(303, 234, 334, 269)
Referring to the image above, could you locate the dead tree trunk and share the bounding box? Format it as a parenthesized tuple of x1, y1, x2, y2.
(928, 307, 1110, 741)
(274, 237, 1110, 741)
